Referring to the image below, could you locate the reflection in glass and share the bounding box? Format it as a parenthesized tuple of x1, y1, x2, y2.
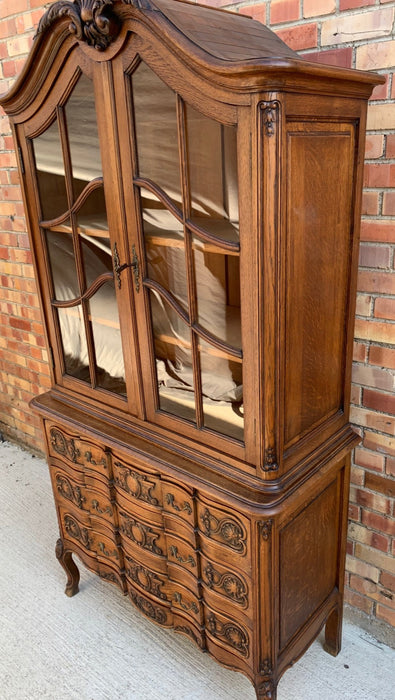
(192, 236, 241, 347)
(33, 120, 68, 220)
(199, 338, 243, 441)
(89, 281, 126, 395)
(149, 290, 195, 423)
(141, 189, 188, 310)
(133, 62, 181, 206)
(186, 105, 239, 232)
(45, 229, 79, 302)
(77, 188, 111, 287)
(57, 306, 89, 381)
(65, 73, 102, 194)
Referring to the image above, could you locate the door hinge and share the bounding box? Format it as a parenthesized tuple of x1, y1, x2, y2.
(18, 146, 25, 175)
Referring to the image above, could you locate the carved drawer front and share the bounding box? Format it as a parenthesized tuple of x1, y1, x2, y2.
(126, 581, 172, 628)
(124, 553, 168, 603)
(59, 508, 122, 569)
(97, 562, 126, 592)
(162, 481, 195, 528)
(112, 457, 162, 511)
(116, 488, 162, 527)
(200, 554, 251, 618)
(51, 466, 114, 527)
(167, 581, 203, 626)
(46, 424, 110, 479)
(204, 606, 251, 669)
(163, 511, 196, 546)
(166, 534, 199, 578)
(197, 499, 251, 572)
(118, 509, 167, 561)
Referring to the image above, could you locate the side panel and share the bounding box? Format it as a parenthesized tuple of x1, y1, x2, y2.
(284, 122, 356, 448)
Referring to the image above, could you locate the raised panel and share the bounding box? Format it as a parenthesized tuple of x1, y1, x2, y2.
(284, 123, 356, 447)
(279, 476, 341, 649)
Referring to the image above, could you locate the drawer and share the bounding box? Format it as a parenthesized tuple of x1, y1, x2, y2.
(112, 456, 162, 510)
(167, 581, 203, 625)
(50, 464, 114, 527)
(59, 508, 122, 569)
(97, 562, 126, 593)
(118, 509, 167, 559)
(115, 488, 162, 527)
(204, 606, 251, 663)
(124, 553, 168, 603)
(162, 481, 195, 528)
(46, 423, 110, 479)
(127, 581, 172, 628)
(162, 511, 196, 544)
(200, 554, 250, 613)
(166, 534, 198, 577)
(197, 498, 249, 557)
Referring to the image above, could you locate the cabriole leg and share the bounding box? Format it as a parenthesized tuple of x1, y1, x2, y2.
(55, 538, 80, 597)
(324, 605, 342, 657)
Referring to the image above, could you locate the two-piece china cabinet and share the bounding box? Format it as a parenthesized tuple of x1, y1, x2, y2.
(1, 0, 383, 697)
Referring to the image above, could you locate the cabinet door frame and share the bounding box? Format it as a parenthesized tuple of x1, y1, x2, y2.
(112, 39, 260, 466)
(18, 48, 143, 418)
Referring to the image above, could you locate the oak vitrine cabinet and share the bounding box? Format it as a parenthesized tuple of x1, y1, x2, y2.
(1, 1, 382, 697)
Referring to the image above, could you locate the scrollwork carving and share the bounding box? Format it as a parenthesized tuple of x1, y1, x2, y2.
(168, 545, 196, 568)
(172, 592, 199, 614)
(50, 428, 80, 463)
(128, 589, 168, 625)
(120, 513, 163, 556)
(165, 493, 192, 515)
(63, 514, 92, 549)
(206, 613, 249, 657)
(200, 508, 247, 554)
(203, 562, 248, 607)
(115, 463, 159, 506)
(56, 474, 85, 509)
(35, 0, 121, 51)
(125, 556, 167, 601)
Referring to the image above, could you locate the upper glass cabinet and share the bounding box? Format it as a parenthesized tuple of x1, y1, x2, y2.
(32, 73, 127, 397)
(130, 61, 243, 442)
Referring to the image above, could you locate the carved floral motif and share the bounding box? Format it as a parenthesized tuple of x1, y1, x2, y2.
(207, 613, 249, 657)
(203, 562, 248, 607)
(50, 428, 80, 463)
(200, 508, 246, 554)
(129, 589, 167, 625)
(56, 473, 85, 509)
(63, 514, 92, 549)
(125, 556, 167, 601)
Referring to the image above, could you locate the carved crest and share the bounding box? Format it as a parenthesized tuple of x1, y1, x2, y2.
(35, 0, 121, 51)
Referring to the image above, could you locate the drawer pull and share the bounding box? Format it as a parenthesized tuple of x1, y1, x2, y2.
(173, 592, 199, 614)
(85, 451, 108, 469)
(166, 493, 192, 515)
(98, 542, 119, 559)
(91, 499, 113, 516)
(169, 545, 196, 568)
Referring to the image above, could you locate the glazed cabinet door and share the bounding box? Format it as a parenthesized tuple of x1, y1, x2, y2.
(114, 53, 253, 461)
(18, 53, 142, 417)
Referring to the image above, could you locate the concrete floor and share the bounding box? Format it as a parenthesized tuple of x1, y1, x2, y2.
(0, 440, 394, 700)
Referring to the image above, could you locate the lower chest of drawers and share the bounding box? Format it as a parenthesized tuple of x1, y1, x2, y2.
(45, 421, 254, 670)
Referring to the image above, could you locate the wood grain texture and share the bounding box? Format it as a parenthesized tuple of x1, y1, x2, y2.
(0, 1, 381, 698)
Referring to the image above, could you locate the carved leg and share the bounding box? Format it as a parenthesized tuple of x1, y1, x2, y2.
(55, 538, 80, 597)
(324, 606, 342, 657)
(256, 679, 277, 700)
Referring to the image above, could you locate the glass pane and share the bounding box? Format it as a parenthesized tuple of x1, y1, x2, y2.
(45, 229, 79, 302)
(65, 73, 102, 196)
(141, 189, 188, 309)
(89, 281, 126, 395)
(57, 306, 89, 381)
(192, 236, 241, 347)
(150, 290, 195, 423)
(132, 62, 182, 207)
(199, 338, 243, 441)
(33, 120, 68, 221)
(77, 188, 112, 287)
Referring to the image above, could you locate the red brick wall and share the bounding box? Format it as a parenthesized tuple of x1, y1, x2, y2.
(0, 0, 394, 631)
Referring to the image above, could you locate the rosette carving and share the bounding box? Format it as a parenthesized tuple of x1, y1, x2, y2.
(35, 0, 121, 51)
